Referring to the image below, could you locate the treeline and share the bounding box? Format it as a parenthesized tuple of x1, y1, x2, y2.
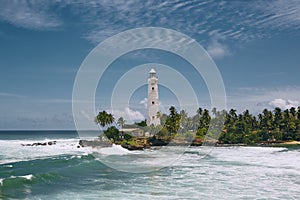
(137, 106, 300, 144)
(219, 107, 300, 144)
(161, 106, 300, 144)
(95, 106, 300, 145)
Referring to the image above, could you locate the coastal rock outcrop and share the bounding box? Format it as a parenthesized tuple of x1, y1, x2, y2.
(21, 141, 57, 146)
(78, 139, 112, 148)
(120, 143, 146, 151)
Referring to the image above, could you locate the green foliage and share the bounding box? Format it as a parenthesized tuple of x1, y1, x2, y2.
(166, 106, 300, 144)
(104, 126, 119, 142)
(196, 128, 206, 139)
(184, 131, 195, 142)
(148, 124, 162, 135)
(117, 117, 125, 129)
(219, 106, 300, 144)
(156, 126, 169, 139)
(135, 119, 147, 127)
(200, 109, 211, 130)
(95, 111, 114, 127)
(123, 133, 133, 141)
(95, 105, 300, 145)
(165, 106, 181, 134)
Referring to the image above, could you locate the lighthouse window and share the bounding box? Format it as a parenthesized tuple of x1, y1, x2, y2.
(152, 101, 154, 105)
(152, 87, 154, 90)
(152, 116, 155, 120)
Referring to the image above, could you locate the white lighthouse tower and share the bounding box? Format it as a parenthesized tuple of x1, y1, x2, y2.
(147, 69, 160, 126)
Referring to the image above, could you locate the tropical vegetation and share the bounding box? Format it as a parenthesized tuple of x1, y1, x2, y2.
(95, 111, 114, 127)
(95, 106, 300, 147)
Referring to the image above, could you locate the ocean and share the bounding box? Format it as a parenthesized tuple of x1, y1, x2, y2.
(0, 130, 299, 199)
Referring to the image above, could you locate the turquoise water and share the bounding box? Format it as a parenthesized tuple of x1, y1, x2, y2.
(0, 131, 300, 199)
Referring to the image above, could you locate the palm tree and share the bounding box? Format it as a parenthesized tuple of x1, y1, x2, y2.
(179, 110, 189, 132)
(273, 107, 282, 129)
(165, 106, 181, 134)
(201, 109, 211, 130)
(95, 111, 114, 128)
(197, 107, 203, 117)
(252, 116, 259, 131)
(290, 107, 296, 118)
(242, 109, 253, 133)
(229, 109, 237, 120)
(282, 109, 291, 140)
(262, 108, 273, 132)
(117, 117, 125, 129)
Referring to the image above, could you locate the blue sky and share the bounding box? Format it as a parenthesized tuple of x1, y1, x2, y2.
(1, 0, 300, 129)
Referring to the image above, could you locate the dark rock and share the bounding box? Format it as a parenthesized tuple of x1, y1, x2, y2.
(79, 139, 112, 148)
(121, 144, 144, 151)
(21, 141, 57, 147)
(147, 137, 169, 146)
(191, 138, 203, 146)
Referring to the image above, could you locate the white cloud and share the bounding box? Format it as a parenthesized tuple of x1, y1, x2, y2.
(2, 0, 299, 45)
(269, 99, 299, 110)
(207, 32, 230, 59)
(0, 1, 61, 30)
(125, 107, 145, 121)
(227, 86, 300, 114)
(139, 98, 148, 108)
(111, 107, 145, 122)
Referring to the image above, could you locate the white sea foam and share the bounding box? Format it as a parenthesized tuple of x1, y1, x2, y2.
(206, 146, 300, 172)
(6, 174, 34, 182)
(3, 164, 13, 168)
(93, 146, 189, 173)
(1, 143, 300, 199)
(19, 174, 34, 180)
(97, 144, 132, 155)
(0, 178, 3, 186)
(0, 139, 90, 164)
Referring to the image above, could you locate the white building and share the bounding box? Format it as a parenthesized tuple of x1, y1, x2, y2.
(147, 69, 161, 126)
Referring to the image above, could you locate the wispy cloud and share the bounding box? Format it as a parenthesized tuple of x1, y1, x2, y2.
(0, 92, 25, 98)
(79, 0, 300, 44)
(1, 1, 300, 54)
(0, 0, 61, 30)
(251, 0, 300, 31)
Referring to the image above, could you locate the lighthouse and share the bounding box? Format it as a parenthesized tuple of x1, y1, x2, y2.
(147, 69, 161, 126)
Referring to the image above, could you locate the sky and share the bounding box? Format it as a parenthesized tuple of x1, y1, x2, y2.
(1, 0, 300, 129)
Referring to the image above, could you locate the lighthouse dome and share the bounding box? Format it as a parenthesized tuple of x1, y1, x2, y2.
(149, 68, 156, 74)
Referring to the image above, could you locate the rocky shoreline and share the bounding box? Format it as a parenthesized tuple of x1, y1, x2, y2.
(78, 137, 206, 151)
(20, 139, 300, 150)
(78, 138, 300, 150)
(78, 139, 112, 148)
